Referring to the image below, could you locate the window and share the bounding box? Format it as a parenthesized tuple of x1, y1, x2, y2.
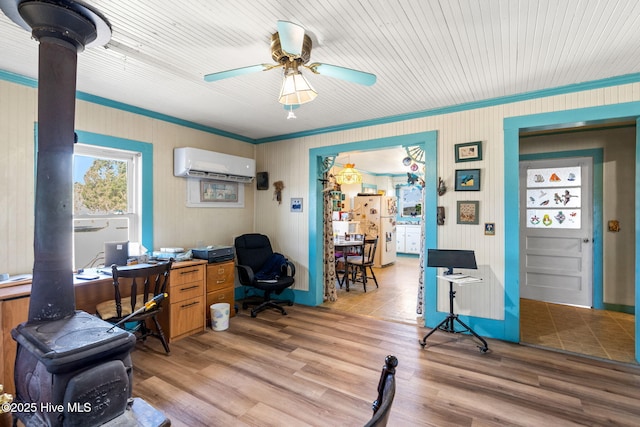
(73, 143, 141, 269)
(398, 185, 423, 217)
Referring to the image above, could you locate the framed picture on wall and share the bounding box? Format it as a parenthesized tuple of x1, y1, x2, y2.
(256, 171, 269, 190)
(457, 201, 479, 224)
(454, 168, 481, 191)
(290, 197, 303, 213)
(455, 141, 482, 162)
(200, 180, 238, 202)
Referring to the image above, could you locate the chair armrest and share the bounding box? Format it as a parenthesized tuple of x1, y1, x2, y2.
(235, 264, 256, 284)
(281, 259, 296, 278)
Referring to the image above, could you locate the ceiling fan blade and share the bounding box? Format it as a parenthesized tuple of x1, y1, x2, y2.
(204, 64, 267, 82)
(307, 63, 377, 86)
(277, 20, 305, 56)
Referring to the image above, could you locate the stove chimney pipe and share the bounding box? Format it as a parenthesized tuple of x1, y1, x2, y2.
(0, 0, 112, 322)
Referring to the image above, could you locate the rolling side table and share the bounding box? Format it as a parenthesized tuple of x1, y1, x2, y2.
(419, 274, 489, 352)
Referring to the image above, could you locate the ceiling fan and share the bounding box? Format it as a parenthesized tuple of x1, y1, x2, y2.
(204, 21, 376, 106)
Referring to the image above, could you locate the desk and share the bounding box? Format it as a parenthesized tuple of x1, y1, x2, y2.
(0, 259, 208, 394)
(419, 274, 489, 353)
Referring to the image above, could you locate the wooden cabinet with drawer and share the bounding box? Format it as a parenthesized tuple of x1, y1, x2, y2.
(158, 260, 207, 342)
(206, 259, 235, 323)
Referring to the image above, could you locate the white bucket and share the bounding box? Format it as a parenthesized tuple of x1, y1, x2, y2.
(210, 302, 230, 331)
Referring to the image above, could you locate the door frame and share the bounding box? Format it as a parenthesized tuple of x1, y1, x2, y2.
(519, 150, 604, 309)
(504, 102, 640, 363)
(306, 132, 439, 325)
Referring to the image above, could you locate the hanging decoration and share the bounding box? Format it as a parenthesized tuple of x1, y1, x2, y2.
(273, 180, 285, 204)
(438, 177, 447, 196)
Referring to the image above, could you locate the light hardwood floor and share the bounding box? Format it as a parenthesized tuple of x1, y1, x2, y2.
(325, 255, 637, 365)
(130, 304, 640, 426)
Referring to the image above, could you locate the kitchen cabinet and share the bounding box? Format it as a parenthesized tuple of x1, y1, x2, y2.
(396, 224, 421, 254)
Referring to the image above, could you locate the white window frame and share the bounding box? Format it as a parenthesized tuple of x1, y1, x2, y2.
(73, 143, 142, 267)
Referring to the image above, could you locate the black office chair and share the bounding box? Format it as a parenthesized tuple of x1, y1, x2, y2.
(345, 237, 379, 292)
(364, 355, 398, 427)
(234, 233, 295, 317)
(96, 260, 173, 354)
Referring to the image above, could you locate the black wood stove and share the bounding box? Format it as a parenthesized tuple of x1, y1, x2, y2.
(12, 312, 136, 426)
(0, 1, 168, 425)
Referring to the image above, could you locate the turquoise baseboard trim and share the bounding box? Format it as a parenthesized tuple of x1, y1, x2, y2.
(397, 253, 420, 258)
(424, 313, 509, 342)
(602, 303, 635, 315)
(233, 286, 312, 306)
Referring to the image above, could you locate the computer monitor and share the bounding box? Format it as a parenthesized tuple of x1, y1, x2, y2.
(104, 241, 129, 267)
(427, 249, 477, 275)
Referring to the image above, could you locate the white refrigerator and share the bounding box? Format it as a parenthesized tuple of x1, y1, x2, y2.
(353, 195, 397, 267)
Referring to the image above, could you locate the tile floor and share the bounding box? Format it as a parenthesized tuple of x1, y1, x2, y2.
(323, 255, 637, 364)
(520, 298, 636, 364)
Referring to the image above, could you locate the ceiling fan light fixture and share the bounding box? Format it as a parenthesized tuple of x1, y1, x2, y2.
(279, 67, 317, 105)
(335, 163, 362, 185)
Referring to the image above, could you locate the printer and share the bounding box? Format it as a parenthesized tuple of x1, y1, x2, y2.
(191, 245, 235, 263)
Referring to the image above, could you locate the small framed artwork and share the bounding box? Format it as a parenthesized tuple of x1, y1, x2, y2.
(256, 172, 269, 190)
(290, 197, 303, 213)
(200, 180, 238, 202)
(455, 169, 481, 191)
(437, 206, 445, 225)
(484, 222, 495, 235)
(457, 201, 479, 225)
(455, 141, 482, 162)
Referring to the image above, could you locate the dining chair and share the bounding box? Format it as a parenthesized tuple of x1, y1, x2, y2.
(344, 237, 379, 292)
(364, 355, 398, 427)
(96, 260, 173, 354)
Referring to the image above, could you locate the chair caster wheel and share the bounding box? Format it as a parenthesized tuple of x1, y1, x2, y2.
(287, 301, 294, 306)
(479, 346, 488, 353)
(419, 340, 426, 348)
(250, 311, 257, 318)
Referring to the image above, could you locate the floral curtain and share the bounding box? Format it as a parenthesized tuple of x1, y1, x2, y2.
(416, 187, 426, 316)
(322, 170, 338, 301)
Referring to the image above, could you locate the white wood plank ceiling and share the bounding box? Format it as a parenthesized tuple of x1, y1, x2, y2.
(1, 0, 640, 141)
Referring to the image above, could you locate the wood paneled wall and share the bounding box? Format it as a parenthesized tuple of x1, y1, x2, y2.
(2, 78, 640, 320)
(0, 80, 256, 277)
(255, 83, 640, 319)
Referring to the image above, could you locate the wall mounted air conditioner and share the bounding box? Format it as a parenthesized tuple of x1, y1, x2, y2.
(174, 147, 256, 183)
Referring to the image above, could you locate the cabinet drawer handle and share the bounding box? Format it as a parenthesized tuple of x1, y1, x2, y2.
(217, 268, 225, 274)
(180, 285, 199, 291)
(180, 269, 199, 275)
(216, 279, 226, 284)
(180, 301, 200, 309)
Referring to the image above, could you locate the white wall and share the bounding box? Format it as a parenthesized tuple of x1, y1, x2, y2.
(0, 80, 256, 275)
(254, 83, 640, 319)
(2, 77, 639, 318)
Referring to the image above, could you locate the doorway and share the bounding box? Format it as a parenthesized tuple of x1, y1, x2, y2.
(513, 122, 637, 363)
(307, 131, 438, 324)
(324, 147, 423, 323)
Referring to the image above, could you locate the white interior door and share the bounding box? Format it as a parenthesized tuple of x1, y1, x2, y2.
(519, 157, 593, 306)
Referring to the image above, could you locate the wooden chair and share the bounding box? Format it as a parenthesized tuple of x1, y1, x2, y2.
(364, 355, 398, 427)
(96, 260, 173, 354)
(335, 235, 366, 289)
(344, 237, 379, 292)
